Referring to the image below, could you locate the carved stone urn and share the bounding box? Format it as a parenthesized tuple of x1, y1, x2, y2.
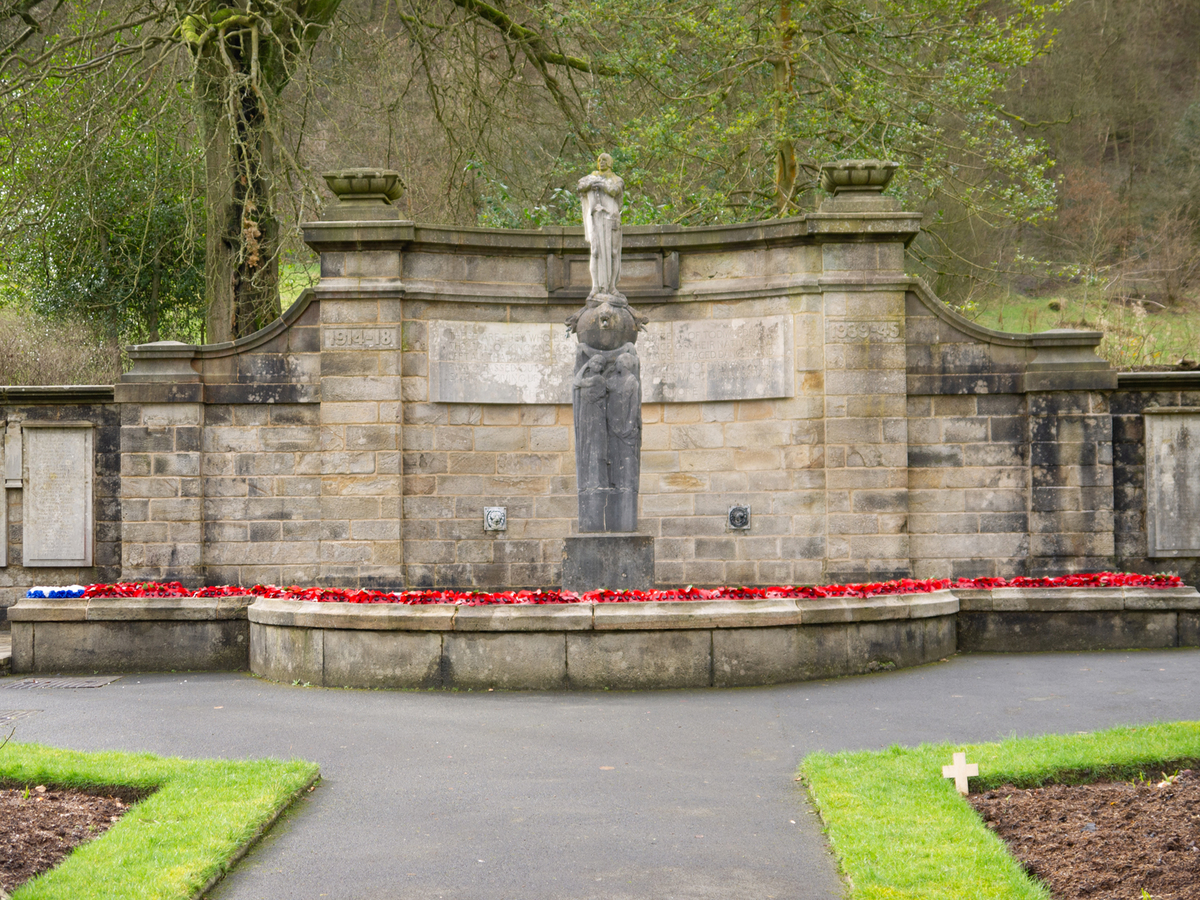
(818, 159, 899, 195)
(321, 168, 406, 220)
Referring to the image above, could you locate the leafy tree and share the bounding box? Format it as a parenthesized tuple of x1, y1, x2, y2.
(2, 101, 205, 343)
(1, 0, 1067, 338)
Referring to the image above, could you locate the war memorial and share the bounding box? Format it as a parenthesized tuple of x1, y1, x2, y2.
(2, 159, 1199, 687)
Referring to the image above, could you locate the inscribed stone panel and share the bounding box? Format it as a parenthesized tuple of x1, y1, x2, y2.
(0, 428, 5, 567)
(1145, 410, 1200, 557)
(23, 426, 93, 567)
(429, 315, 794, 404)
(322, 327, 400, 350)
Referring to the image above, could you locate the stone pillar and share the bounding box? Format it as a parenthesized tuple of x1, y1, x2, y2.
(1024, 333, 1118, 575)
(810, 161, 920, 581)
(115, 343, 205, 586)
(311, 170, 407, 589)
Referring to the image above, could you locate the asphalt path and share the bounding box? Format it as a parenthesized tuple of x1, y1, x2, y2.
(3, 648, 1199, 899)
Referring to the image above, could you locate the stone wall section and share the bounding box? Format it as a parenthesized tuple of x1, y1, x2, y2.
(120, 399, 203, 583)
(0, 397, 120, 611)
(201, 402, 322, 587)
(905, 393, 1030, 579)
(318, 296, 403, 589)
(820, 239, 910, 581)
(400, 292, 828, 589)
(1026, 390, 1115, 575)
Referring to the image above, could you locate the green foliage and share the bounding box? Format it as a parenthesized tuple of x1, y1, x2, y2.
(0, 308, 121, 386)
(1, 741, 319, 900)
(466, 160, 581, 228)
(509, 0, 1062, 230)
(0, 25, 206, 345)
(800, 721, 1200, 900)
(5, 124, 205, 344)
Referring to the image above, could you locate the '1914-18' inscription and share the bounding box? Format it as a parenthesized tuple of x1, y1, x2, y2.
(323, 328, 399, 349)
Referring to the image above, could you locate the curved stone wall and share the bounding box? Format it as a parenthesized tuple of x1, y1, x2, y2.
(248, 592, 959, 690)
(10, 587, 1199, 686)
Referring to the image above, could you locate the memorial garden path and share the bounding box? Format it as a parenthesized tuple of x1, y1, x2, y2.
(2, 649, 1198, 899)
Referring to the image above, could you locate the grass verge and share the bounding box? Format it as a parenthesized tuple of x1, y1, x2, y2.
(800, 721, 1200, 900)
(1, 742, 319, 900)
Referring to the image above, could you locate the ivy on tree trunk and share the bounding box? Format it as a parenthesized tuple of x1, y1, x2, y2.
(182, 1, 341, 343)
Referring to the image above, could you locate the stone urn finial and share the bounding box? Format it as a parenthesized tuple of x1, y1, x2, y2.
(321, 168, 406, 220)
(819, 159, 899, 195)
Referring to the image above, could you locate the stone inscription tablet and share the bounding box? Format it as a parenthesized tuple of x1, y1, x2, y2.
(1145, 410, 1200, 557)
(23, 426, 93, 567)
(323, 327, 399, 350)
(429, 316, 794, 404)
(0, 428, 6, 568)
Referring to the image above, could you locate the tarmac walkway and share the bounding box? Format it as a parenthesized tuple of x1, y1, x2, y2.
(2, 648, 1199, 899)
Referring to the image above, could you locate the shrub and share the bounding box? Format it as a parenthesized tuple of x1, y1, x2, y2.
(0, 308, 121, 386)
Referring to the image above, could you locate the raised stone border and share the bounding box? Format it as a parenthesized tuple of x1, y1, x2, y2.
(956, 586, 1200, 652)
(9, 586, 1200, 685)
(248, 592, 958, 689)
(9, 596, 253, 673)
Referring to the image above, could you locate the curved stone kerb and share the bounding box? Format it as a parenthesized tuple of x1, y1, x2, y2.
(246, 592, 954, 632)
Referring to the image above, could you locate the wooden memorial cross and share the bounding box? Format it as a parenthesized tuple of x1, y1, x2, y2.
(942, 752, 978, 795)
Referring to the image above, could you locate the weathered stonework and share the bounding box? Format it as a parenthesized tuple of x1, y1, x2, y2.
(2, 181, 1198, 606)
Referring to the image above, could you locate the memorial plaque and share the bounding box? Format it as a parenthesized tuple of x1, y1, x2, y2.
(429, 316, 793, 404)
(1145, 410, 1200, 557)
(23, 426, 93, 567)
(0, 427, 6, 568)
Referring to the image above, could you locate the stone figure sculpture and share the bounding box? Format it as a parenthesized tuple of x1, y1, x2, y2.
(578, 153, 624, 296)
(567, 154, 646, 532)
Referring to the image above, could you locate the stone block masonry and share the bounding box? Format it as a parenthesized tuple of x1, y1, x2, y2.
(1, 185, 1196, 602)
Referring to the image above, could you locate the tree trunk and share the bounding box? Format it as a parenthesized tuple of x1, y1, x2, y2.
(194, 34, 281, 344)
(774, 0, 798, 214)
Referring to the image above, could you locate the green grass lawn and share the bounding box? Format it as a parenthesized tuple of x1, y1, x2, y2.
(1, 742, 319, 900)
(965, 285, 1200, 369)
(279, 260, 320, 308)
(800, 721, 1200, 900)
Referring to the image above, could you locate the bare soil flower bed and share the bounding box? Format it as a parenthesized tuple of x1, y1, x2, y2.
(0, 785, 130, 896)
(969, 769, 1200, 899)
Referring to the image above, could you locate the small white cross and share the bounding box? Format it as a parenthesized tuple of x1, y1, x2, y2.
(942, 752, 978, 795)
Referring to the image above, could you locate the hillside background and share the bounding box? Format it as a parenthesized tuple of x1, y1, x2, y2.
(1, 0, 1198, 382)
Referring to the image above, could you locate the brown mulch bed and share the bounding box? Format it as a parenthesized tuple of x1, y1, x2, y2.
(0, 785, 131, 896)
(969, 769, 1200, 899)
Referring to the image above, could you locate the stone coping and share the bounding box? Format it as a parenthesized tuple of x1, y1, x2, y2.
(8, 596, 255, 622)
(246, 591, 960, 630)
(13, 586, 1199, 628)
(0, 385, 115, 404)
(953, 586, 1200, 612)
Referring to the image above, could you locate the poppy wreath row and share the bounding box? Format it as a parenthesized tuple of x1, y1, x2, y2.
(25, 572, 1184, 604)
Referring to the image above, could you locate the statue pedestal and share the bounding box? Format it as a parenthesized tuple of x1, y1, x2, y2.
(562, 534, 655, 593)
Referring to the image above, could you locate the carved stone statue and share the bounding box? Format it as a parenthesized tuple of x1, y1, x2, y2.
(568, 154, 646, 533)
(578, 153, 624, 297)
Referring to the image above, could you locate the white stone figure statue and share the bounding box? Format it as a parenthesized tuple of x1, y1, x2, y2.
(577, 153, 624, 297)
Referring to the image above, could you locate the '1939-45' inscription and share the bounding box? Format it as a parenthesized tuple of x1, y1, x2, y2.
(825, 321, 902, 342)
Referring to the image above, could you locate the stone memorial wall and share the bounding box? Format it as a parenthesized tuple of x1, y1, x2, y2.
(1, 168, 1199, 611)
(0, 392, 121, 610)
